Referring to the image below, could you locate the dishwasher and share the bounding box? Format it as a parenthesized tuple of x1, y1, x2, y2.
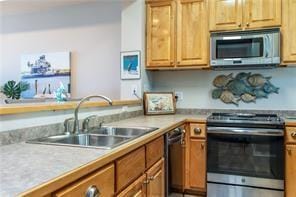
(165, 125, 186, 196)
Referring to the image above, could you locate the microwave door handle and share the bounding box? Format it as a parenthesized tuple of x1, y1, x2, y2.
(264, 35, 271, 57)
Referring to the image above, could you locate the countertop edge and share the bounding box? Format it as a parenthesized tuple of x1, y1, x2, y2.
(19, 118, 206, 196)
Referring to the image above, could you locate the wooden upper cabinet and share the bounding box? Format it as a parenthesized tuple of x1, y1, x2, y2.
(285, 144, 296, 197)
(282, 0, 296, 64)
(146, 1, 175, 67)
(244, 0, 281, 29)
(177, 0, 208, 67)
(146, 158, 165, 197)
(209, 0, 243, 31)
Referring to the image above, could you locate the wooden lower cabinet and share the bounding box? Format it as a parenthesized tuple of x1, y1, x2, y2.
(54, 164, 115, 197)
(146, 158, 165, 197)
(117, 158, 165, 197)
(188, 139, 206, 192)
(285, 144, 296, 197)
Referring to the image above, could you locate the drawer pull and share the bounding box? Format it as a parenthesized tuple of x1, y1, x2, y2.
(194, 128, 202, 134)
(85, 185, 100, 197)
(291, 131, 296, 138)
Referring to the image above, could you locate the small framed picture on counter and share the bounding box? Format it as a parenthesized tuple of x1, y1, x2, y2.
(144, 92, 176, 115)
(120, 51, 141, 80)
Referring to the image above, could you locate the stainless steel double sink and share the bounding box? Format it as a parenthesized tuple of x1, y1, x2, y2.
(28, 126, 158, 149)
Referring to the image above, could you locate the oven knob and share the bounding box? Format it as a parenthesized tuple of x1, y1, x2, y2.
(241, 178, 246, 183)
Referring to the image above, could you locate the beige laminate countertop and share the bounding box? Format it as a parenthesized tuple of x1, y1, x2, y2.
(0, 114, 206, 197)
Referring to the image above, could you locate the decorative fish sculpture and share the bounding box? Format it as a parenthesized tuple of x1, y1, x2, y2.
(220, 90, 239, 106)
(263, 82, 279, 94)
(213, 74, 233, 88)
(226, 79, 254, 96)
(212, 89, 223, 99)
(241, 93, 256, 103)
(247, 74, 272, 87)
(253, 89, 268, 98)
(235, 72, 251, 81)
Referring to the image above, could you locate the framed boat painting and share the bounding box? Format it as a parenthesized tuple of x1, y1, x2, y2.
(120, 51, 141, 80)
(144, 92, 176, 115)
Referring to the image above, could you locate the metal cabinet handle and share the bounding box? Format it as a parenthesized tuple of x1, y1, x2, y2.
(287, 148, 292, 155)
(201, 143, 205, 149)
(291, 131, 296, 138)
(246, 23, 250, 27)
(85, 185, 100, 197)
(238, 23, 242, 27)
(143, 180, 150, 185)
(148, 175, 156, 181)
(194, 128, 202, 134)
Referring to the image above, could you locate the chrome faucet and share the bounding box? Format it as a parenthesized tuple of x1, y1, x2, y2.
(73, 95, 113, 134)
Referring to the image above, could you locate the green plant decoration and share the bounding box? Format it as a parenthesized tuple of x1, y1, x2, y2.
(1, 80, 30, 100)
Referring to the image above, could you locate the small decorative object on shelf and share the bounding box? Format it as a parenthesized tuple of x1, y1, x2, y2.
(143, 92, 176, 115)
(212, 72, 280, 106)
(54, 82, 69, 102)
(0, 80, 30, 100)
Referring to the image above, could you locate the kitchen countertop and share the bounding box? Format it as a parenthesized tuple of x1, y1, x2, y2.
(0, 114, 206, 197)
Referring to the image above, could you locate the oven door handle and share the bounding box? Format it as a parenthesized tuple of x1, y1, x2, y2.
(207, 127, 284, 136)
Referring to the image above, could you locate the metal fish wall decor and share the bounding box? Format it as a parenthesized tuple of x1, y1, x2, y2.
(212, 72, 280, 106)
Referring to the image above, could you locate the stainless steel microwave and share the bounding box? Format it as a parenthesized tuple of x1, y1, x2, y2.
(210, 28, 280, 69)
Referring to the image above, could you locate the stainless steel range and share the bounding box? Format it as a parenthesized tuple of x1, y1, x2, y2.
(206, 113, 284, 197)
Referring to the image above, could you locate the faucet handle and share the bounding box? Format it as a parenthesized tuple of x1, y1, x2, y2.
(64, 117, 74, 135)
(82, 115, 99, 132)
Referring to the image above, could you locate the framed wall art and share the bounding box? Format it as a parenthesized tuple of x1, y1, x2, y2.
(120, 51, 141, 80)
(143, 92, 176, 115)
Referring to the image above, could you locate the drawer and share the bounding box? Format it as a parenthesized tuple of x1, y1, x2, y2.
(286, 127, 296, 144)
(146, 136, 164, 168)
(54, 164, 114, 197)
(116, 146, 146, 192)
(190, 123, 206, 138)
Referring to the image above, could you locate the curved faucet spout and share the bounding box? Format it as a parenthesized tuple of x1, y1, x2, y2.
(73, 95, 113, 134)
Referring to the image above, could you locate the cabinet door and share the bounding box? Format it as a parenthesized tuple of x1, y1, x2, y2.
(188, 139, 206, 191)
(285, 145, 296, 197)
(244, 0, 281, 29)
(282, 0, 296, 64)
(117, 174, 147, 197)
(176, 0, 208, 67)
(146, 1, 175, 68)
(54, 164, 114, 197)
(146, 158, 165, 197)
(209, 0, 243, 31)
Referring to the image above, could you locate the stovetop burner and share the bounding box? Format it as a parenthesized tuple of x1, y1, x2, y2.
(207, 112, 284, 128)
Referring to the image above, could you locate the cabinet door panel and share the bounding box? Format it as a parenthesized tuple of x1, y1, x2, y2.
(146, 1, 175, 67)
(282, 0, 296, 64)
(146, 158, 165, 197)
(244, 0, 281, 29)
(285, 145, 296, 197)
(117, 174, 147, 197)
(209, 0, 243, 31)
(177, 0, 208, 67)
(189, 139, 206, 191)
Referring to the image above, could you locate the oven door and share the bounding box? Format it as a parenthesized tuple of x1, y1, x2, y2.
(207, 127, 284, 190)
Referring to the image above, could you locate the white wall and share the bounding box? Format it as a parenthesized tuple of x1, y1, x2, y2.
(151, 67, 296, 110)
(120, 0, 152, 100)
(0, 2, 121, 99)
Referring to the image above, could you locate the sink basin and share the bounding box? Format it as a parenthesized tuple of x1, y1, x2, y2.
(88, 126, 158, 137)
(27, 126, 158, 149)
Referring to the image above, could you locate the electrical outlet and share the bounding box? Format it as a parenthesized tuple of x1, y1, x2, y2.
(175, 91, 183, 101)
(131, 85, 138, 97)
